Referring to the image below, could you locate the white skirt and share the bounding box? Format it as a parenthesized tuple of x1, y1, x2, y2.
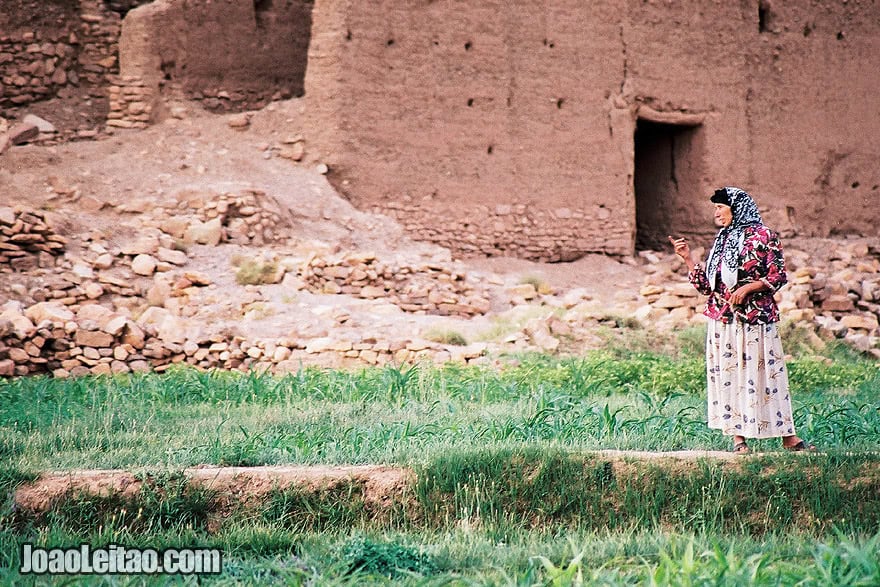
(706, 320, 795, 439)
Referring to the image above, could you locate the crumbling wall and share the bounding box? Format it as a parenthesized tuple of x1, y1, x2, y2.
(304, 0, 880, 259)
(0, 0, 129, 116)
(110, 0, 313, 128)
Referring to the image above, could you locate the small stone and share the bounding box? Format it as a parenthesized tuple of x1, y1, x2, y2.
(91, 363, 112, 375)
(0, 206, 15, 225)
(840, 314, 879, 331)
(182, 271, 212, 286)
(131, 254, 157, 276)
(93, 254, 114, 269)
(102, 315, 128, 337)
(0, 359, 15, 377)
(22, 114, 56, 134)
(184, 217, 223, 246)
(75, 330, 114, 348)
(227, 113, 250, 129)
(83, 282, 105, 299)
(111, 360, 130, 374)
(9, 122, 39, 145)
(822, 295, 855, 312)
(120, 235, 160, 256)
(508, 283, 537, 300)
(157, 247, 188, 265)
(359, 285, 386, 299)
(279, 142, 305, 161)
(25, 301, 74, 324)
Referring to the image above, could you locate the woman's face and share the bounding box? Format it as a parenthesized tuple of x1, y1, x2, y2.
(714, 203, 733, 227)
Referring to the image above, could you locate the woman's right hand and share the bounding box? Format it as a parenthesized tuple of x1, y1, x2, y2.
(668, 235, 695, 270)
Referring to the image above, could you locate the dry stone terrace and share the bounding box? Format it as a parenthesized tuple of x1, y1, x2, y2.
(1, 195, 878, 377)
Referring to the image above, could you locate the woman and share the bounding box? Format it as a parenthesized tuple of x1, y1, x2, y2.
(669, 187, 815, 454)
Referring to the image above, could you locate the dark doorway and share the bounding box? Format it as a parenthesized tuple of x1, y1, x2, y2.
(634, 119, 705, 250)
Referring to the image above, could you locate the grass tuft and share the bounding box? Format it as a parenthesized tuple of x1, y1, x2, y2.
(423, 328, 468, 346)
(235, 257, 280, 285)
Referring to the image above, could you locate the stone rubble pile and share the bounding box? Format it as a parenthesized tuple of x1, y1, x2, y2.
(297, 252, 492, 317)
(135, 189, 292, 247)
(0, 206, 67, 271)
(634, 243, 880, 357)
(1, 199, 877, 379)
(0, 299, 491, 378)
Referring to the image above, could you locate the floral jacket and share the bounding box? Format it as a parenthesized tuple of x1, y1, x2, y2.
(688, 225, 787, 324)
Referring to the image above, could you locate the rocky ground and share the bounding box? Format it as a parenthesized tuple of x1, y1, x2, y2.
(1, 96, 879, 378)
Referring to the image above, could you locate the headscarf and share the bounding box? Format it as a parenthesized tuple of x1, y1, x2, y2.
(705, 187, 763, 290)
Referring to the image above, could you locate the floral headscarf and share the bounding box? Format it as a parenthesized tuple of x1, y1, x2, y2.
(705, 187, 763, 290)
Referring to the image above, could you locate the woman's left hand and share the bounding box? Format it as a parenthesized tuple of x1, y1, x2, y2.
(728, 282, 764, 306)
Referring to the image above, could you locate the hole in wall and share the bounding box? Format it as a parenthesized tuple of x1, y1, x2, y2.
(487, 145, 493, 154)
(161, 59, 175, 81)
(467, 98, 474, 107)
(633, 118, 706, 250)
(254, 0, 272, 28)
(104, 1, 152, 18)
(758, 5, 769, 32)
(851, 181, 860, 188)
(386, 39, 395, 46)
(345, 30, 352, 41)
(556, 98, 564, 109)
(464, 41, 472, 50)
(837, 31, 845, 40)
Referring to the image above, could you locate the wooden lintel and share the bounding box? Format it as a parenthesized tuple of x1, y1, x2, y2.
(637, 106, 705, 126)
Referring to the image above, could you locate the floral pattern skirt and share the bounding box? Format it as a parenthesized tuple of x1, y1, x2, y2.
(706, 320, 795, 439)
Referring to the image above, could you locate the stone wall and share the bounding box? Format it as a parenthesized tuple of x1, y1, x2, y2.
(303, 0, 880, 259)
(0, 0, 129, 115)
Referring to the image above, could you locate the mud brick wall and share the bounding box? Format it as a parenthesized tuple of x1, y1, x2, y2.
(304, 0, 880, 259)
(111, 0, 313, 126)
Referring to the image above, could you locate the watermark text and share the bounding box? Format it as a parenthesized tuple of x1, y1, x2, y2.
(20, 544, 222, 576)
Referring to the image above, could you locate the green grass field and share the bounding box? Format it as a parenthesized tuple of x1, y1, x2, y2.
(1, 326, 879, 585)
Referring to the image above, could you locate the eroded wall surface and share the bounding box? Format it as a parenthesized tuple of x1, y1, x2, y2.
(117, 0, 312, 120)
(304, 0, 880, 259)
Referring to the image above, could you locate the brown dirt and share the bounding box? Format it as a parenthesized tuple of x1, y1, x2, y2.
(14, 464, 414, 514)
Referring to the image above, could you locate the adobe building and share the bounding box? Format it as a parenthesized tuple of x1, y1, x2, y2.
(4, 1, 879, 261)
(303, 0, 880, 260)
